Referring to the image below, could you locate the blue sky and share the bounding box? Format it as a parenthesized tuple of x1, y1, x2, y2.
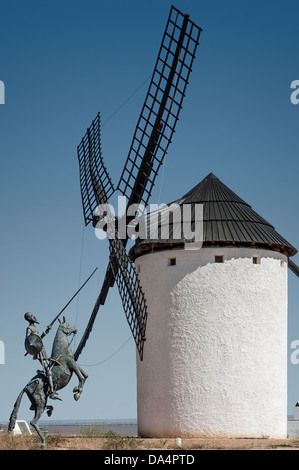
(0, 0, 298, 423)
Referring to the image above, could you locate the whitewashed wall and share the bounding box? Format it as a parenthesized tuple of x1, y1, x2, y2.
(135, 246, 288, 438)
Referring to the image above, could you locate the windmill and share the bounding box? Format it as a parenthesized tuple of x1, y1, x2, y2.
(74, 6, 202, 362)
(71, 5, 299, 439)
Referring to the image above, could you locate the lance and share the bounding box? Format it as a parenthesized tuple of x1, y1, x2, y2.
(25, 268, 98, 356)
(40, 267, 98, 338)
(24, 267, 98, 356)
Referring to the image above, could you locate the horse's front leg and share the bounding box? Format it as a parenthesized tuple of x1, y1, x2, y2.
(70, 362, 88, 401)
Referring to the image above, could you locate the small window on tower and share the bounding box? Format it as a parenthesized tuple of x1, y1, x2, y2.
(252, 256, 261, 265)
(168, 258, 176, 266)
(136, 265, 141, 273)
(215, 255, 224, 263)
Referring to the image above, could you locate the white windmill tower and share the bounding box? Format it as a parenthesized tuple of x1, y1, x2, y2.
(129, 172, 298, 438)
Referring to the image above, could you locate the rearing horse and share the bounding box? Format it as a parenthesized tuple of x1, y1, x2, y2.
(8, 318, 88, 448)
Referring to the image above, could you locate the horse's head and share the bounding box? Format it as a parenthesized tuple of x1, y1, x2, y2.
(58, 316, 77, 336)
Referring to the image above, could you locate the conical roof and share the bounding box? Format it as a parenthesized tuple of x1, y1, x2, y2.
(129, 173, 297, 260)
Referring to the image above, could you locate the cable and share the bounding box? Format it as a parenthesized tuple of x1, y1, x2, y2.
(78, 335, 132, 367)
(102, 61, 164, 128)
(73, 222, 85, 351)
(102, 73, 152, 128)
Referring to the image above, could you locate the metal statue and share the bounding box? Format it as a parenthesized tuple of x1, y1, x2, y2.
(8, 317, 88, 449)
(24, 312, 60, 401)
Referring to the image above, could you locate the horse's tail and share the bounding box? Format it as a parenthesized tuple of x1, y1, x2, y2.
(7, 388, 25, 433)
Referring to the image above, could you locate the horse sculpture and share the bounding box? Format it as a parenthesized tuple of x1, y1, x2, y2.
(8, 318, 88, 448)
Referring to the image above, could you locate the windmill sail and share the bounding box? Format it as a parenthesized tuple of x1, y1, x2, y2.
(109, 235, 147, 360)
(74, 263, 114, 361)
(117, 5, 202, 209)
(77, 113, 115, 225)
(289, 259, 299, 277)
(74, 237, 148, 360)
(74, 165, 148, 360)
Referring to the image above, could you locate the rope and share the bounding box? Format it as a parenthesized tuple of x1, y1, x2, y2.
(78, 335, 132, 367)
(102, 72, 153, 128)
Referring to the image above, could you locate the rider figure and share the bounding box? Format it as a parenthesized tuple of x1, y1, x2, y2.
(24, 312, 61, 401)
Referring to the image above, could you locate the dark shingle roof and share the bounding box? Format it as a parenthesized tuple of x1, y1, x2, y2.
(129, 173, 297, 260)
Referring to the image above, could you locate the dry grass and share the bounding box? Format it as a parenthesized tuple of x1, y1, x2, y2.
(1, 431, 299, 450)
